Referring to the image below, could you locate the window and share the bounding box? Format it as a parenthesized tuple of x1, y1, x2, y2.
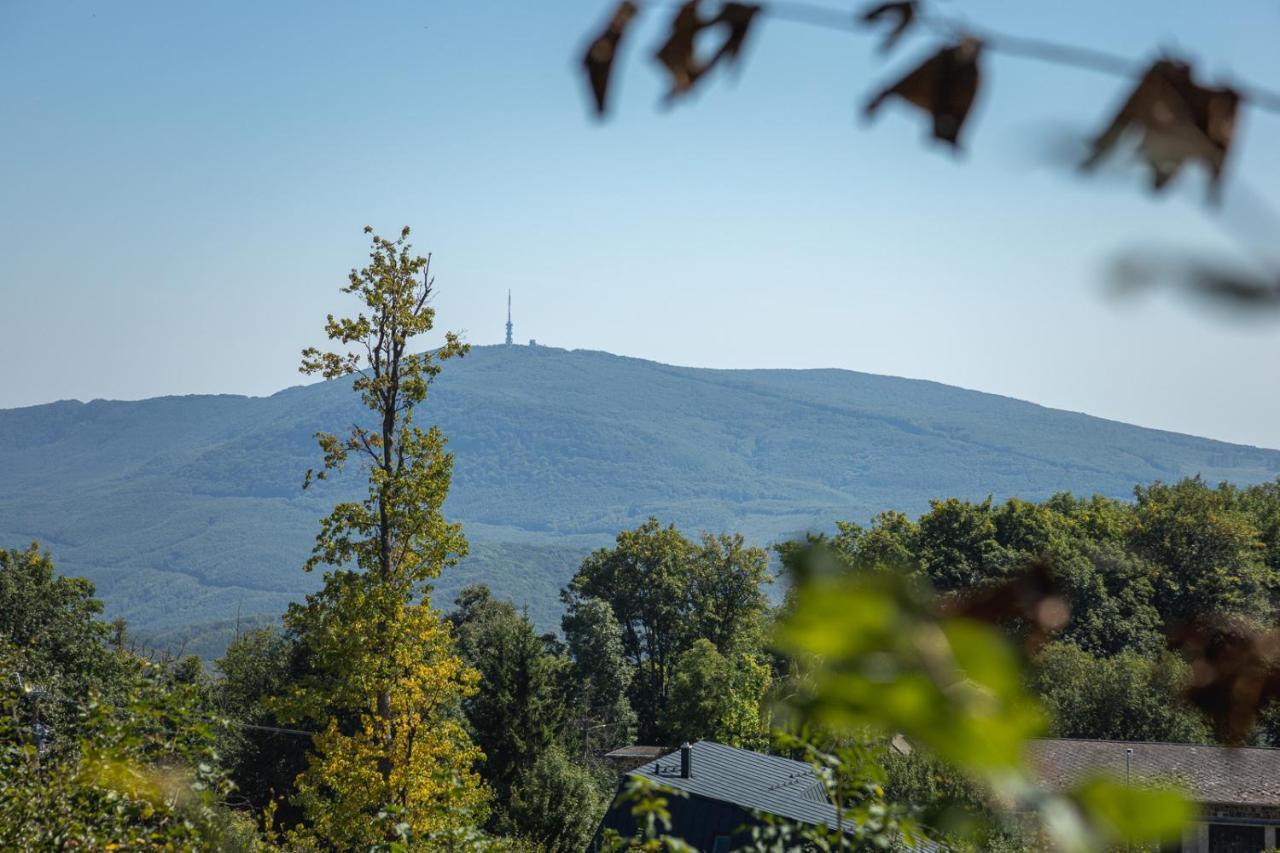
(711, 836, 731, 853)
(1208, 823, 1265, 853)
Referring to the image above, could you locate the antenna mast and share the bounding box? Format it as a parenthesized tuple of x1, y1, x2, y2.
(505, 290, 513, 346)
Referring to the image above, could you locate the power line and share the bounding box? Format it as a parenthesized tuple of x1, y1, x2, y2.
(228, 720, 317, 738)
(636, 0, 1280, 115)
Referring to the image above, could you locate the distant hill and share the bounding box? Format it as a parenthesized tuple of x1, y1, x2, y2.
(2, 345, 1278, 657)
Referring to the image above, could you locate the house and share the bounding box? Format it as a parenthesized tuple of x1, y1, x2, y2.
(592, 740, 847, 851)
(1029, 738, 1280, 852)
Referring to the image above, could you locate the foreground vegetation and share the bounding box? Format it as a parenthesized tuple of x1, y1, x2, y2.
(5, 229, 1280, 850)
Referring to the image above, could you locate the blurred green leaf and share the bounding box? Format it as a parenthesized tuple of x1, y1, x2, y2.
(1074, 775, 1194, 846)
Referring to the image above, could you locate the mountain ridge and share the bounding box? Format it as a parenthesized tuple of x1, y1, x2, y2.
(3, 344, 1278, 656)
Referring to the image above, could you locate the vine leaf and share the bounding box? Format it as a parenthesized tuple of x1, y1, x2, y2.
(864, 39, 983, 147)
(583, 1, 641, 116)
(654, 0, 763, 101)
(1082, 59, 1240, 202)
(859, 1, 917, 54)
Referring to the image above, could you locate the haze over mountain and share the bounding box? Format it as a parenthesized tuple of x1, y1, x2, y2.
(2, 344, 1278, 657)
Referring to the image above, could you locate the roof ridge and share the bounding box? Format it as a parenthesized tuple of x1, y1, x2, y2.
(1033, 737, 1280, 753)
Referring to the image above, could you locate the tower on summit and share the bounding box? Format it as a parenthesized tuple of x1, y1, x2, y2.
(505, 290, 513, 346)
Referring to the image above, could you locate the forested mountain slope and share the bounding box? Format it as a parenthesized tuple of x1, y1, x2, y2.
(2, 344, 1277, 655)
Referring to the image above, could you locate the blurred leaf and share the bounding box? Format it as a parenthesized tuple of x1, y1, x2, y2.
(939, 559, 1071, 653)
(1073, 775, 1194, 846)
(582, 1, 640, 116)
(773, 548, 1044, 773)
(1167, 617, 1280, 743)
(1110, 252, 1280, 314)
(859, 1, 917, 53)
(653, 1, 762, 101)
(864, 39, 983, 147)
(1082, 59, 1240, 202)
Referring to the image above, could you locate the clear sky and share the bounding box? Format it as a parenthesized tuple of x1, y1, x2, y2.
(2, 0, 1279, 447)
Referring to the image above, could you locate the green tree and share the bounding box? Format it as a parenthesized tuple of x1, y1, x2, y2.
(1236, 479, 1280, 573)
(215, 626, 309, 819)
(847, 512, 920, 572)
(0, 543, 124, 730)
(1049, 540, 1164, 657)
(506, 746, 612, 853)
(687, 532, 771, 653)
(660, 638, 770, 749)
(563, 518, 695, 741)
(1031, 641, 1212, 743)
(916, 498, 1005, 592)
(1130, 478, 1274, 626)
(276, 226, 487, 847)
(562, 595, 637, 753)
(564, 518, 774, 742)
(449, 585, 566, 813)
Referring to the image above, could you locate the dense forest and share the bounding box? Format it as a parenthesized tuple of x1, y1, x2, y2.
(5, 229, 1278, 850)
(6, 473, 1280, 849)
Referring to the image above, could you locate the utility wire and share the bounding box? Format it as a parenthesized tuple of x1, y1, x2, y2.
(637, 0, 1280, 115)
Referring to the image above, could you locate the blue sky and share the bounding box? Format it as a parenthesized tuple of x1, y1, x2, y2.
(2, 0, 1279, 447)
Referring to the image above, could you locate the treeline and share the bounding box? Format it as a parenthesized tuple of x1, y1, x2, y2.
(793, 479, 1280, 745)
(0, 519, 776, 849)
(7, 476, 1280, 848)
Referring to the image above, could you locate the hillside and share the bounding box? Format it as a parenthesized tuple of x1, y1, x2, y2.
(2, 344, 1278, 656)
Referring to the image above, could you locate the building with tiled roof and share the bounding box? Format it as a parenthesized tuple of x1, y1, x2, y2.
(1029, 738, 1280, 852)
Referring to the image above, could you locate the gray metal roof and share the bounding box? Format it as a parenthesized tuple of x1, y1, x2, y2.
(629, 741, 844, 830)
(1029, 738, 1280, 806)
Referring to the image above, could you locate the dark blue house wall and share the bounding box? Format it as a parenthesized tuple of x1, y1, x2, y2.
(592, 788, 761, 851)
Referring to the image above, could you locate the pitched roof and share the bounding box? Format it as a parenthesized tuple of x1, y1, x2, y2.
(629, 741, 842, 830)
(1028, 738, 1280, 806)
(605, 746, 670, 761)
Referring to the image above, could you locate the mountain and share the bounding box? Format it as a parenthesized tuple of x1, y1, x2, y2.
(2, 344, 1278, 657)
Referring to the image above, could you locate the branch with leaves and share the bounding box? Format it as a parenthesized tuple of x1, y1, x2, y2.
(579, 0, 1280, 306)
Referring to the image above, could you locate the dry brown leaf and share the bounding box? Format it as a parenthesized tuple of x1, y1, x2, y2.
(1082, 59, 1240, 201)
(864, 39, 983, 147)
(713, 2, 762, 67)
(937, 559, 1070, 654)
(582, 1, 640, 116)
(859, 1, 917, 53)
(654, 1, 762, 101)
(1167, 618, 1280, 744)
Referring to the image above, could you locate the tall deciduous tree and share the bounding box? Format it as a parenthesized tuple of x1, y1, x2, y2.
(687, 532, 771, 654)
(661, 638, 770, 749)
(563, 518, 772, 742)
(277, 226, 487, 846)
(1130, 478, 1273, 626)
(564, 518, 694, 740)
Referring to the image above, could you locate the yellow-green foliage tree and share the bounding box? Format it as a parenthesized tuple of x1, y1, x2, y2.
(277, 226, 488, 847)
